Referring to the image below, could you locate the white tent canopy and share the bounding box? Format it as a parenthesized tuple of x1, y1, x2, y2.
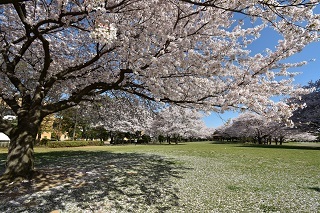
(0, 132, 10, 142)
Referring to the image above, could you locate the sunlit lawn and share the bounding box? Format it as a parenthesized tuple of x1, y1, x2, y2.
(0, 142, 319, 212)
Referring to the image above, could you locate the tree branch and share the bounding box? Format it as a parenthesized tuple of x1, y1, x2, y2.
(0, 0, 30, 4)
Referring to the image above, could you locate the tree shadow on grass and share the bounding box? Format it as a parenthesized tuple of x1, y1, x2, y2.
(308, 187, 320, 193)
(0, 151, 189, 212)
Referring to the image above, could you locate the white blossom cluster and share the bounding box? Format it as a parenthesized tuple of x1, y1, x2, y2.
(90, 23, 117, 45)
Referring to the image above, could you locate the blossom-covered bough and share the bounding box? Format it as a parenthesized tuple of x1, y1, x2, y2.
(0, 0, 319, 179)
(290, 79, 320, 134)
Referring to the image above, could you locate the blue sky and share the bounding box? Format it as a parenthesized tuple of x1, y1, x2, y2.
(203, 16, 320, 128)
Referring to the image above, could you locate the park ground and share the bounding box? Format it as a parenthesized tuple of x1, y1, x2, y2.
(0, 142, 319, 212)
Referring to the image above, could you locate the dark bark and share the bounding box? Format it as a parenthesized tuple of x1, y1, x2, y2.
(3, 115, 41, 180)
(279, 136, 284, 145)
(0, 0, 29, 4)
(257, 136, 263, 144)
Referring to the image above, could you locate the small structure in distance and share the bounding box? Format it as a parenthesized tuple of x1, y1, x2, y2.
(0, 132, 10, 147)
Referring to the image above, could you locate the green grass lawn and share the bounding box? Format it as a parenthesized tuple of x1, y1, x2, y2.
(0, 142, 319, 212)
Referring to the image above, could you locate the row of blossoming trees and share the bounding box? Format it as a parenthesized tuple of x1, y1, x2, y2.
(215, 112, 317, 145)
(215, 80, 320, 144)
(50, 78, 320, 145)
(47, 101, 212, 144)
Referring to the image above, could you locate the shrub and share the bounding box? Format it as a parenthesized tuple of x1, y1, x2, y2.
(39, 138, 50, 146)
(47, 140, 104, 148)
(87, 140, 104, 146)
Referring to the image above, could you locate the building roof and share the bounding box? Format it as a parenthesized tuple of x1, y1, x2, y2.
(0, 132, 10, 142)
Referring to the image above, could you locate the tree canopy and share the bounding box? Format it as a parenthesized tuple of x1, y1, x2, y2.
(0, 0, 319, 178)
(290, 79, 320, 133)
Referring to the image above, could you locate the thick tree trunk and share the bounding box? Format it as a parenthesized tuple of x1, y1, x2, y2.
(257, 136, 263, 144)
(3, 119, 40, 179)
(279, 136, 284, 145)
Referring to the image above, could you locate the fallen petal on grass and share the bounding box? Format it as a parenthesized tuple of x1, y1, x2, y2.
(0, 142, 319, 212)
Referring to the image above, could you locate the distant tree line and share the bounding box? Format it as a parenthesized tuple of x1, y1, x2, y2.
(215, 80, 320, 144)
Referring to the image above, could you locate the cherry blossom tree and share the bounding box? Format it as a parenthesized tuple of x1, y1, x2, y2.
(148, 106, 211, 143)
(53, 97, 155, 142)
(218, 112, 295, 144)
(85, 96, 156, 134)
(290, 79, 320, 134)
(217, 112, 267, 143)
(0, 0, 319, 178)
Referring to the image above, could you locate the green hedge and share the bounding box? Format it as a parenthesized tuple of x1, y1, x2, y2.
(47, 140, 104, 148)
